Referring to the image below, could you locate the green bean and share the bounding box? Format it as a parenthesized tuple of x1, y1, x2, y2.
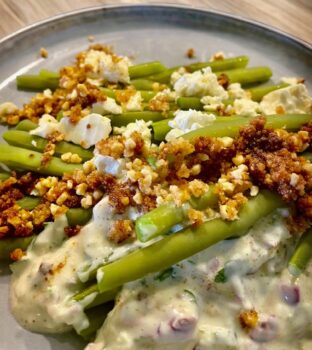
(100, 87, 116, 98)
(288, 228, 312, 276)
(148, 56, 249, 83)
(302, 152, 312, 162)
(177, 97, 204, 110)
(78, 302, 114, 340)
(136, 204, 184, 242)
(129, 61, 166, 79)
(56, 110, 64, 121)
(73, 284, 119, 309)
(188, 186, 218, 210)
(16, 75, 59, 91)
(176, 97, 234, 110)
(177, 84, 288, 109)
(219, 67, 272, 86)
(15, 120, 38, 132)
(0, 144, 82, 176)
(183, 114, 312, 140)
(146, 67, 180, 84)
(96, 191, 283, 292)
(248, 83, 289, 102)
(131, 79, 166, 91)
(66, 208, 92, 227)
(108, 111, 167, 127)
(136, 186, 218, 242)
(3, 130, 93, 161)
(17, 196, 41, 210)
(0, 173, 10, 181)
(152, 116, 251, 142)
(39, 69, 60, 79)
(0, 235, 34, 260)
(186, 56, 249, 73)
(100, 87, 156, 102)
(152, 119, 172, 141)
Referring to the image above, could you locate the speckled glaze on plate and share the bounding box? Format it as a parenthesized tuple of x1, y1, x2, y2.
(0, 4, 311, 350)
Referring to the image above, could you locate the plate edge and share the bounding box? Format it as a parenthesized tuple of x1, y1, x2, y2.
(0, 3, 311, 53)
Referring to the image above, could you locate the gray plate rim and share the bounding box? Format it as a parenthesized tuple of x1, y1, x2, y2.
(0, 3, 311, 52)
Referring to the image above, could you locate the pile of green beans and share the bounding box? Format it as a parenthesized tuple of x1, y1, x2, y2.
(2, 53, 311, 342)
(73, 190, 284, 300)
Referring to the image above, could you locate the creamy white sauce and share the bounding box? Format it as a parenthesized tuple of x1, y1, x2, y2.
(87, 213, 312, 350)
(10, 197, 143, 334)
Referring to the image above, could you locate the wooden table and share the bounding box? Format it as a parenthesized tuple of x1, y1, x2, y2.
(0, 0, 311, 43)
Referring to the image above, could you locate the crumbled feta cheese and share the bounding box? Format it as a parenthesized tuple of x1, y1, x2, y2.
(169, 109, 216, 131)
(93, 154, 125, 177)
(233, 98, 260, 117)
(152, 88, 176, 102)
(31, 140, 37, 147)
(165, 109, 216, 141)
(125, 92, 143, 111)
(201, 95, 224, 111)
(174, 67, 229, 98)
(30, 114, 60, 138)
(117, 120, 152, 145)
(170, 67, 187, 85)
(260, 84, 312, 115)
(59, 114, 112, 149)
(83, 49, 131, 84)
(227, 83, 250, 99)
(92, 97, 122, 115)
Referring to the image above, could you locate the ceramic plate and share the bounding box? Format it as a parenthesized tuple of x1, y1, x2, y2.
(0, 4, 311, 350)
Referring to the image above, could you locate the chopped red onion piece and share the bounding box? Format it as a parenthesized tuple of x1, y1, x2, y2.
(280, 284, 300, 305)
(169, 316, 197, 332)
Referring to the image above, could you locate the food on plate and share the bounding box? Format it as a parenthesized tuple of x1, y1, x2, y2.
(0, 44, 311, 349)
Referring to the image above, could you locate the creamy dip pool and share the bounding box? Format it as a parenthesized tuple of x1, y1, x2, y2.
(10, 207, 312, 349)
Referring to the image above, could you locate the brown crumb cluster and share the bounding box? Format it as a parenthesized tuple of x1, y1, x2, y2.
(236, 117, 312, 221)
(107, 219, 134, 244)
(0, 42, 311, 254)
(186, 48, 195, 59)
(0, 173, 48, 238)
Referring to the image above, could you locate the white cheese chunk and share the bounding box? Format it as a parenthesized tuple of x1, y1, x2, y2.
(125, 92, 143, 111)
(92, 97, 122, 115)
(174, 67, 228, 98)
(30, 114, 60, 138)
(260, 84, 312, 115)
(165, 109, 216, 141)
(93, 154, 125, 177)
(233, 98, 260, 117)
(227, 83, 250, 99)
(59, 114, 111, 149)
(116, 120, 152, 145)
(83, 49, 131, 84)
